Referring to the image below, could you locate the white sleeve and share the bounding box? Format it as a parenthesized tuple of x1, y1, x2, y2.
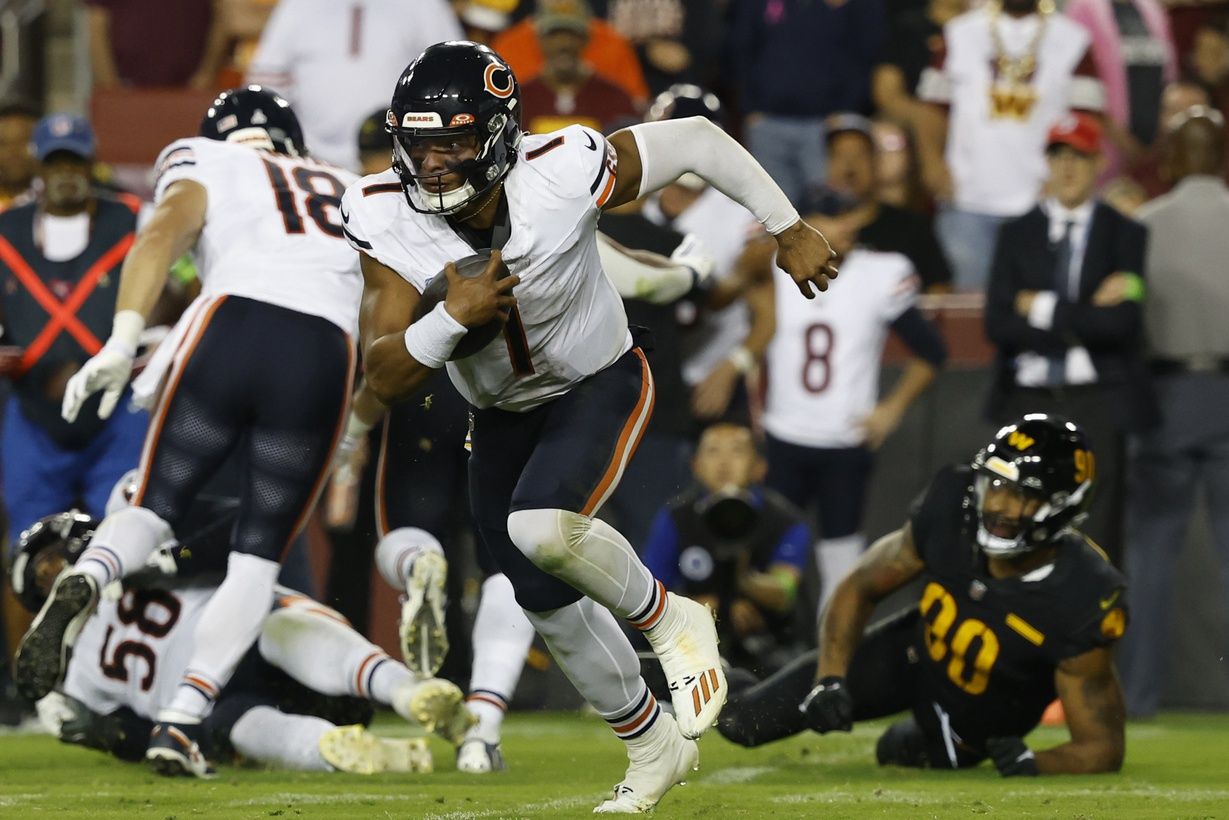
(627, 117, 799, 235)
(246, 0, 300, 95)
(153, 139, 209, 202)
(597, 233, 697, 305)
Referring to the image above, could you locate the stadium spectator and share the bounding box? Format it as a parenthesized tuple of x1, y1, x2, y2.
(492, 0, 649, 103)
(601, 0, 722, 95)
(983, 113, 1151, 565)
(1065, 0, 1176, 182)
(0, 115, 147, 551)
(719, 415, 1129, 777)
(823, 113, 953, 291)
(872, 118, 932, 216)
(213, 0, 280, 87)
(916, 0, 1106, 289)
(246, 0, 462, 170)
(0, 102, 38, 211)
(86, 0, 230, 89)
(1131, 80, 1212, 198)
(872, 0, 966, 135)
(730, 0, 888, 207)
(641, 423, 809, 674)
(1118, 106, 1229, 718)
(458, 0, 519, 43)
(759, 186, 945, 616)
(518, 1, 640, 133)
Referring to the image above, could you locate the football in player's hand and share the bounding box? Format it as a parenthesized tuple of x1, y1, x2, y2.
(413, 250, 511, 360)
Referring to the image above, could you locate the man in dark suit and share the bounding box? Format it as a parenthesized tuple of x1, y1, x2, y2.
(985, 113, 1152, 564)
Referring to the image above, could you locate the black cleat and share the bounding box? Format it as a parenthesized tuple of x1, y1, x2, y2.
(13, 573, 99, 701)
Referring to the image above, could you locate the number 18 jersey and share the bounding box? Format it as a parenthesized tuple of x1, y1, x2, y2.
(153, 137, 362, 334)
(763, 248, 919, 449)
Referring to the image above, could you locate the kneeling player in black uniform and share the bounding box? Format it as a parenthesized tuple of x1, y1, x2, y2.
(718, 414, 1128, 776)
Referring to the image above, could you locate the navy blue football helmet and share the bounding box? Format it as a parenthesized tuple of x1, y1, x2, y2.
(386, 41, 522, 215)
(10, 511, 98, 613)
(200, 85, 305, 156)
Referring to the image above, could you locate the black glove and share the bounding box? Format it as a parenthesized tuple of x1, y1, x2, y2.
(986, 736, 1039, 777)
(798, 675, 853, 733)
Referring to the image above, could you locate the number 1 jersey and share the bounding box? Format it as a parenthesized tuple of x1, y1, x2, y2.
(153, 137, 362, 335)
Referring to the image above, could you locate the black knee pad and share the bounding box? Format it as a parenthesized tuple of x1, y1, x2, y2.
(876, 718, 932, 768)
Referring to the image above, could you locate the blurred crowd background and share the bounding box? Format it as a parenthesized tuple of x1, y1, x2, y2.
(0, 0, 1226, 728)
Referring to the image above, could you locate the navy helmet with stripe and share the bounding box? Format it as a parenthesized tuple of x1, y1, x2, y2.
(386, 41, 522, 215)
(199, 85, 305, 157)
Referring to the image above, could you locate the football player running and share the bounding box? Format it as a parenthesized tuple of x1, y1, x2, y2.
(341, 41, 836, 813)
(718, 415, 1129, 777)
(14, 510, 467, 776)
(15, 87, 418, 777)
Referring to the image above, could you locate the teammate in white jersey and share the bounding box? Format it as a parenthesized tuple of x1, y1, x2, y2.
(342, 41, 837, 813)
(14, 511, 467, 776)
(16, 88, 372, 778)
(761, 192, 947, 615)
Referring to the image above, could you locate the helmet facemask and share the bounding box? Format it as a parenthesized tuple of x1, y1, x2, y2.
(388, 105, 519, 216)
(973, 471, 1090, 558)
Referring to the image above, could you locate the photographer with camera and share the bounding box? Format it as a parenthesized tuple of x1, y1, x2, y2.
(640, 423, 810, 674)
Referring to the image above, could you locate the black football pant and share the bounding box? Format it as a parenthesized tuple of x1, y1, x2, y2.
(133, 296, 354, 563)
(717, 609, 988, 768)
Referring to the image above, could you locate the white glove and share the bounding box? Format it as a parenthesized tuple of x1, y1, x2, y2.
(670, 232, 715, 287)
(61, 344, 135, 423)
(61, 310, 145, 423)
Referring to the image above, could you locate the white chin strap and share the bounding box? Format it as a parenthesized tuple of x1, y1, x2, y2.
(410, 180, 479, 214)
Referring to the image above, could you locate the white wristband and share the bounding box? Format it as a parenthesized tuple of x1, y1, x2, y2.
(404, 301, 468, 369)
(108, 310, 146, 358)
(727, 345, 755, 375)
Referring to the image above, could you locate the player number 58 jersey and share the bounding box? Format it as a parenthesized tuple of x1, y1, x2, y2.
(763, 248, 920, 448)
(153, 137, 362, 335)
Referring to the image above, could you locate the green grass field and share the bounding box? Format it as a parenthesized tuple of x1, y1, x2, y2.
(1, 712, 1226, 818)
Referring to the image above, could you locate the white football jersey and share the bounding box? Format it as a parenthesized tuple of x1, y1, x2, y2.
(341, 125, 632, 412)
(763, 248, 920, 449)
(154, 137, 362, 335)
(246, 0, 462, 170)
(63, 584, 215, 720)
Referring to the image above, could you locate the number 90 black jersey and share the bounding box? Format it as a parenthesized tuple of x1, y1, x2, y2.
(906, 464, 1128, 742)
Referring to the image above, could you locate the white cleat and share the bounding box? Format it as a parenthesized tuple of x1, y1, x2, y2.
(391, 678, 476, 746)
(319, 724, 433, 774)
(456, 738, 507, 773)
(643, 593, 726, 739)
(400, 551, 449, 678)
(594, 712, 699, 814)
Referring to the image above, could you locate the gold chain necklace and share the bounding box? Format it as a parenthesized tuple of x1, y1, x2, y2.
(988, 0, 1055, 86)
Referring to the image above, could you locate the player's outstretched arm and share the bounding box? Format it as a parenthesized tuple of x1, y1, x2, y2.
(817, 523, 924, 679)
(605, 118, 838, 298)
(62, 180, 207, 423)
(1037, 647, 1126, 774)
(799, 524, 925, 734)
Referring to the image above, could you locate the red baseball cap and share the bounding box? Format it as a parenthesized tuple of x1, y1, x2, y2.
(1046, 113, 1102, 155)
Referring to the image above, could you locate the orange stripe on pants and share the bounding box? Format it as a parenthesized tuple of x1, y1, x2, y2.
(580, 348, 655, 516)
